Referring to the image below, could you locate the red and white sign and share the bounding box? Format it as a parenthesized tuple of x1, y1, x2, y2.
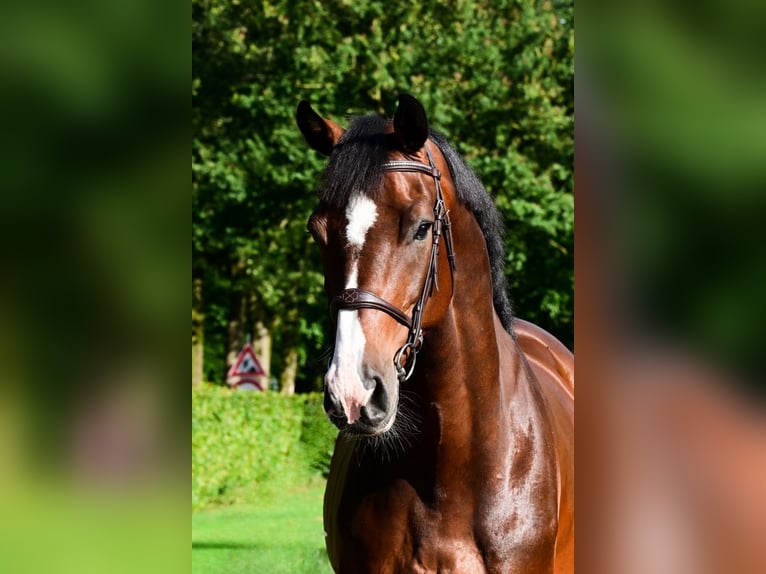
(227, 342, 266, 390)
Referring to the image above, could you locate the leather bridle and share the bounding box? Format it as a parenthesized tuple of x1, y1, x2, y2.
(330, 144, 456, 381)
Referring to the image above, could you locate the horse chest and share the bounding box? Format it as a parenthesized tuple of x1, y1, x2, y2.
(335, 495, 488, 573)
(329, 482, 551, 574)
(408, 536, 488, 574)
(326, 422, 559, 573)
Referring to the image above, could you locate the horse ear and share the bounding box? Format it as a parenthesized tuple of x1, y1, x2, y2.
(393, 94, 429, 153)
(296, 100, 345, 156)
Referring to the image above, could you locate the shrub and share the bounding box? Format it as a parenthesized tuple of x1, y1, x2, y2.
(192, 386, 337, 510)
(298, 394, 338, 477)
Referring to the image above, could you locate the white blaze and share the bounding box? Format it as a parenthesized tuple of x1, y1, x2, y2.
(325, 195, 379, 423)
(345, 195, 378, 249)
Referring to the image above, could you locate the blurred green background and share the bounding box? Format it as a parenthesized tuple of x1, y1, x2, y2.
(579, 1, 766, 390)
(0, 0, 188, 572)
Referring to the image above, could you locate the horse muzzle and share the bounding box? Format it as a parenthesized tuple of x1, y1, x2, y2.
(323, 365, 397, 435)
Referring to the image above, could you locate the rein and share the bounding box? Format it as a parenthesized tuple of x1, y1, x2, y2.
(330, 144, 456, 381)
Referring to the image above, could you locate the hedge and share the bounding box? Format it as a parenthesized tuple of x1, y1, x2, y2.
(192, 386, 337, 510)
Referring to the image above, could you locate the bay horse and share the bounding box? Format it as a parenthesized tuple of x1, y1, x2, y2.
(297, 94, 574, 573)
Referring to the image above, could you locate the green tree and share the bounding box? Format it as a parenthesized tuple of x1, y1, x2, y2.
(192, 0, 574, 389)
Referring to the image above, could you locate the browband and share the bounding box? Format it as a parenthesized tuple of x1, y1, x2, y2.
(330, 288, 412, 330)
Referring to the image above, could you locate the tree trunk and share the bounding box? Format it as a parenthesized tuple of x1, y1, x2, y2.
(192, 277, 204, 388)
(252, 319, 272, 380)
(280, 347, 298, 396)
(226, 290, 247, 372)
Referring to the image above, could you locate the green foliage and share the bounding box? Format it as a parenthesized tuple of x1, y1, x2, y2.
(298, 394, 338, 477)
(192, 387, 337, 510)
(193, 0, 574, 382)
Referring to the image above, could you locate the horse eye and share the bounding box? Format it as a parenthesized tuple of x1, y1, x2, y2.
(414, 221, 433, 241)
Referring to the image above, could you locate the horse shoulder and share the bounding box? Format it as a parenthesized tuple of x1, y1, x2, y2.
(511, 317, 574, 574)
(323, 435, 355, 571)
(324, 436, 425, 572)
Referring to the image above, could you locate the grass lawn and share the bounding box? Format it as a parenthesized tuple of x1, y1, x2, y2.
(192, 481, 333, 574)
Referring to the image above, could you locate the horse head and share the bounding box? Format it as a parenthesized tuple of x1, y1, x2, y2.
(298, 95, 456, 436)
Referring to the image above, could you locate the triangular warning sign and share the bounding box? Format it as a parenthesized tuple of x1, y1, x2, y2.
(227, 342, 266, 378)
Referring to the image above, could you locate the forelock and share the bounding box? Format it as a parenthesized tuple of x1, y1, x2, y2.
(319, 115, 390, 208)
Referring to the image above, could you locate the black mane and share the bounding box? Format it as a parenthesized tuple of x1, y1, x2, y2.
(318, 115, 514, 333)
(429, 130, 514, 333)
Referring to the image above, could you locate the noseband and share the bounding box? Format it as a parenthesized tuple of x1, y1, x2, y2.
(330, 144, 456, 381)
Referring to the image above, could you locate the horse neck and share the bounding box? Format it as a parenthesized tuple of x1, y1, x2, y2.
(415, 204, 520, 447)
(406, 210, 557, 507)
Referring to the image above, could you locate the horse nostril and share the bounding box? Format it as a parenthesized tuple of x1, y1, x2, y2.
(362, 375, 381, 391)
(324, 391, 346, 421)
(360, 377, 391, 427)
(370, 377, 390, 412)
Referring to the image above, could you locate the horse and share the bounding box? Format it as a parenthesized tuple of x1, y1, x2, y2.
(297, 94, 574, 574)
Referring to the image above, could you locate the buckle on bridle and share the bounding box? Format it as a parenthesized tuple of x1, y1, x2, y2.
(393, 337, 421, 382)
